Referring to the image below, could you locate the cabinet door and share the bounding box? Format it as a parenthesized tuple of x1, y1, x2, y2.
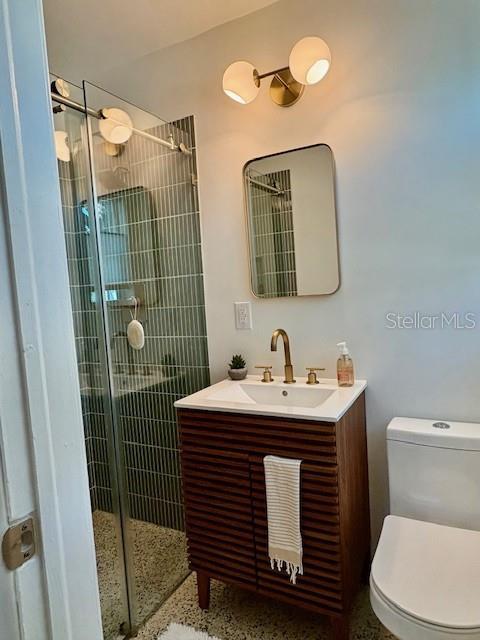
(250, 456, 344, 615)
(180, 415, 256, 587)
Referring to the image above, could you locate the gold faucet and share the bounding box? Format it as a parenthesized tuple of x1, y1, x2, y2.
(270, 328, 296, 384)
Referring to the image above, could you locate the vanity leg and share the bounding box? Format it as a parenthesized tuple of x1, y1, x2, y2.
(197, 571, 210, 610)
(330, 614, 349, 640)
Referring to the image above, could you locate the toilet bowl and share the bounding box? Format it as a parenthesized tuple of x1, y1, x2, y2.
(371, 418, 480, 639)
(371, 516, 480, 639)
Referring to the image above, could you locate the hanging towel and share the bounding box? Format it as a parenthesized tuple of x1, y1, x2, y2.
(263, 454, 303, 584)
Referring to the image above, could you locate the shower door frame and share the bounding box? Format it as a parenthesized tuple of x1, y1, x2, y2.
(82, 83, 138, 635)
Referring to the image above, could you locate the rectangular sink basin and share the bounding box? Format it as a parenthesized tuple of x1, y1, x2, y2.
(175, 376, 367, 422)
(240, 383, 333, 408)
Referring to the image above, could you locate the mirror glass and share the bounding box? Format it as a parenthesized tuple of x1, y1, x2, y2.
(244, 144, 339, 298)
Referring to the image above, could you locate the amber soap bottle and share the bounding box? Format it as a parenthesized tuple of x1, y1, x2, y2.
(336, 342, 354, 387)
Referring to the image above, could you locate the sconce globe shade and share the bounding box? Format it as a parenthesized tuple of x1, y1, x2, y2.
(54, 130, 70, 162)
(99, 107, 133, 144)
(289, 37, 331, 85)
(222, 61, 260, 104)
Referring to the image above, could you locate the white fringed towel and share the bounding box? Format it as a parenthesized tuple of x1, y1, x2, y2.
(264, 454, 303, 584)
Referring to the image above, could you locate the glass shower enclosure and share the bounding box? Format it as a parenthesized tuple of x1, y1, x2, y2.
(52, 77, 209, 637)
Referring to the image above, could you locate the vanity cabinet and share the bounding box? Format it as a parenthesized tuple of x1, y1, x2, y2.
(178, 392, 369, 640)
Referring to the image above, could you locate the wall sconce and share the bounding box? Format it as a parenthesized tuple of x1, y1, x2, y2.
(222, 36, 331, 107)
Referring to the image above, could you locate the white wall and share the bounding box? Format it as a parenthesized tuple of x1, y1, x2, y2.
(99, 0, 480, 542)
(287, 147, 338, 295)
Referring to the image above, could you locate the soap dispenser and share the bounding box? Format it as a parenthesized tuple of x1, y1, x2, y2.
(336, 342, 354, 387)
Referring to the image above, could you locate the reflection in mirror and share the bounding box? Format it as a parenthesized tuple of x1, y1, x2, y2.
(244, 144, 339, 298)
(81, 186, 158, 305)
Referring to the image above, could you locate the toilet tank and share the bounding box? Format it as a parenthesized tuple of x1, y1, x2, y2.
(387, 417, 480, 531)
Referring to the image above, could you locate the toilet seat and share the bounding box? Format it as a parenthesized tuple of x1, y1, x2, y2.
(370, 515, 480, 639)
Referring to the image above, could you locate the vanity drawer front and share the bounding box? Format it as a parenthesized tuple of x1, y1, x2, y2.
(179, 409, 338, 464)
(250, 459, 344, 613)
(180, 446, 256, 586)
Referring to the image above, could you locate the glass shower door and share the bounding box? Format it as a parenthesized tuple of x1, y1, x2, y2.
(51, 76, 130, 638)
(83, 82, 208, 632)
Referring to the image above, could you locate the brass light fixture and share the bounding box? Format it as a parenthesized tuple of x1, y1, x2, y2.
(222, 36, 331, 107)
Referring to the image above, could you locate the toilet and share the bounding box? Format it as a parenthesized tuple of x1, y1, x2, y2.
(370, 417, 480, 640)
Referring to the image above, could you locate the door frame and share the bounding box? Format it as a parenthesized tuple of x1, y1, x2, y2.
(0, 0, 103, 637)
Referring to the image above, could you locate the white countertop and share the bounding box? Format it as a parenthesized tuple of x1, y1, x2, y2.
(175, 376, 367, 422)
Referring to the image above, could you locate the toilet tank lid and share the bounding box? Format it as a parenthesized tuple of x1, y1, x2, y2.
(387, 417, 480, 450)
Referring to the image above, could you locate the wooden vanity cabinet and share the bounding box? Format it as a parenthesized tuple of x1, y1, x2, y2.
(178, 392, 369, 640)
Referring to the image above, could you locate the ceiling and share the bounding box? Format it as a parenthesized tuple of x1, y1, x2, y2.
(43, 0, 279, 84)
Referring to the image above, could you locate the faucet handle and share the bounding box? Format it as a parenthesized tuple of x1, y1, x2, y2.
(255, 365, 274, 383)
(306, 367, 326, 385)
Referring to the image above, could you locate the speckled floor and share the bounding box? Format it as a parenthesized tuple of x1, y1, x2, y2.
(93, 511, 126, 640)
(94, 511, 393, 639)
(93, 511, 188, 640)
(129, 514, 189, 623)
(136, 573, 396, 640)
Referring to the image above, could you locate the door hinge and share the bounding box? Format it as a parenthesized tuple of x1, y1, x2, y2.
(2, 517, 35, 570)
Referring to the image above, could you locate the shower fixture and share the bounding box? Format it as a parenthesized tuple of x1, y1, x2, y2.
(52, 103, 66, 114)
(51, 78, 192, 154)
(222, 36, 331, 107)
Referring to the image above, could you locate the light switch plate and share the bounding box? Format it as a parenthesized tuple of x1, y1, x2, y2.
(234, 302, 252, 330)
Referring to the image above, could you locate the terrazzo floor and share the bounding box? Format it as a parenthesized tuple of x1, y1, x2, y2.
(93, 510, 188, 640)
(93, 511, 394, 639)
(136, 573, 396, 640)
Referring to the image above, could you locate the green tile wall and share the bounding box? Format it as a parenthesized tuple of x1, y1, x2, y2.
(58, 135, 107, 511)
(249, 169, 297, 297)
(58, 112, 209, 530)
(91, 115, 209, 529)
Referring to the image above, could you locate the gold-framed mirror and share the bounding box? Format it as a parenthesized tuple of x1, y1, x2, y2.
(244, 144, 339, 298)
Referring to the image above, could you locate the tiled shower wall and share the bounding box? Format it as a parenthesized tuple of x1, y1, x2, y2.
(59, 112, 208, 531)
(58, 133, 109, 512)
(97, 116, 209, 529)
(249, 169, 297, 297)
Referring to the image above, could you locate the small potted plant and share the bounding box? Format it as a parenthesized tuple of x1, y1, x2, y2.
(228, 354, 248, 380)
